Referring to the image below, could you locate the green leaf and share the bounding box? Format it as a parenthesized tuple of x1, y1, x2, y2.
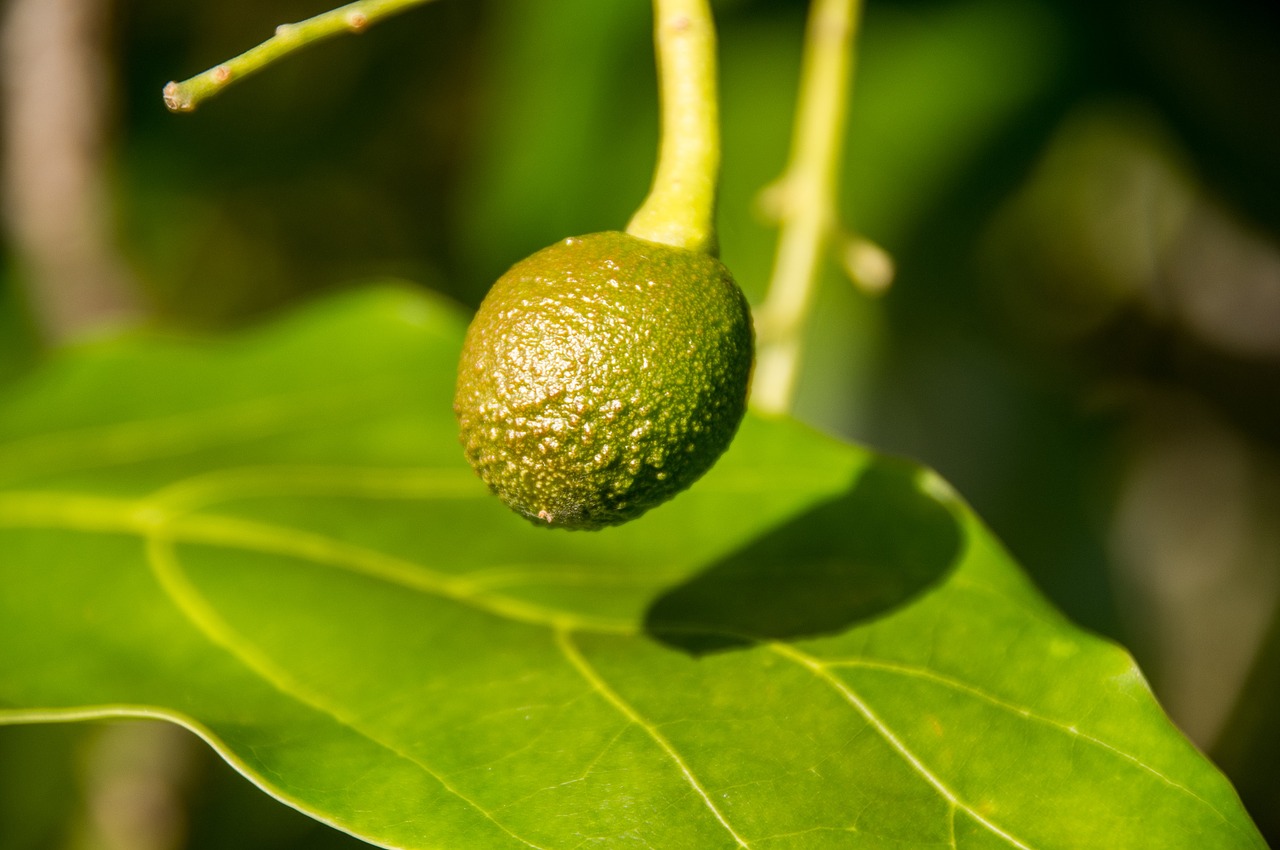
(0, 287, 1263, 849)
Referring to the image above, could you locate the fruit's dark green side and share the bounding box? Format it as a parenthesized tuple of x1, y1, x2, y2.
(454, 231, 754, 530)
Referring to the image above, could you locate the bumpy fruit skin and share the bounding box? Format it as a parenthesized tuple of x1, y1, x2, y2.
(454, 231, 754, 530)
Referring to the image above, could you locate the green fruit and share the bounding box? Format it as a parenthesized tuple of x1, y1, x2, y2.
(454, 231, 754, 530)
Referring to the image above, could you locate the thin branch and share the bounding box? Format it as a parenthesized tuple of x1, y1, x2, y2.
(752, 0, 865, 415)
(625, 0, 721, 255)
(163, 0, 436, 113)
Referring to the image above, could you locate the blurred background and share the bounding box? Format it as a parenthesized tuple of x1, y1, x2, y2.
(1, 0, 1277, 846)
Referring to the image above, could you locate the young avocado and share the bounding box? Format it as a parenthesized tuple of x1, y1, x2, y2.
(454, 231, 754, 530)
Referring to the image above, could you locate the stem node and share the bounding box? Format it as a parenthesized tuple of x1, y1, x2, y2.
(752, 0, 871, 415)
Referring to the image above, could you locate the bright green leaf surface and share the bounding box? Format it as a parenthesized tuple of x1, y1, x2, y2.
(0, 288, 1263, 849)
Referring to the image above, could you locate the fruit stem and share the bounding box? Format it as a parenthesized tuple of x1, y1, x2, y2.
(625, 0, 721, 256)
(752, 0, 864, 415)
(162, 0, 435, 113)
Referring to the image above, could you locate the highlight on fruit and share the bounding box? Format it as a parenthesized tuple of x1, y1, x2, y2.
(453, 231, 754, 530)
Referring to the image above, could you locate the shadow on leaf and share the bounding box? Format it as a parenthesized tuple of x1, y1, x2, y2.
(644, 457, 963, 655)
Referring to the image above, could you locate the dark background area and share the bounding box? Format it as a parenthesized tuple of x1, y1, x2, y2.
(1, 0, 1277, 846)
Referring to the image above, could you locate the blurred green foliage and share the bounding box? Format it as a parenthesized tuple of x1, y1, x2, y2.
(2, 0, 1277, 846)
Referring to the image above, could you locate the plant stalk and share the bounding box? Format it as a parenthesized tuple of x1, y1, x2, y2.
(752, 0, 862, 415)
(625, 0, 721, 256)
(163, 0, 436, 113)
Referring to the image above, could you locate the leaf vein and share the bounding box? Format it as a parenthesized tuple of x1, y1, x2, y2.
(768, 643, 1037, 850)
(554, 628, 751, 849)
(143, 530, 551, 850)
(825, 657, 1236, 826)
(0, 384, 407, 486)
(0, 489, 635, 635)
